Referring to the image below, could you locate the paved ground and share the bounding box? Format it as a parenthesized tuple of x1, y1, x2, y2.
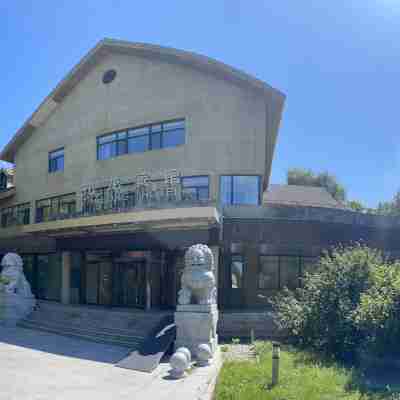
(0, 327, 221, 400)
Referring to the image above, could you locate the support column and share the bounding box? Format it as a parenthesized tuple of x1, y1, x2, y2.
(145, 252, 152, 311)
(210, 246, 220, 289)
(61, 252, 71, 305)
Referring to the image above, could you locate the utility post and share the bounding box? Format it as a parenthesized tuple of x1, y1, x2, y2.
(271, 342, 280, 387)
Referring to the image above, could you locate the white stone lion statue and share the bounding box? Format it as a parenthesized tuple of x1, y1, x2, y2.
(178, 244, 217, 305)
(1, 253, 34, 298)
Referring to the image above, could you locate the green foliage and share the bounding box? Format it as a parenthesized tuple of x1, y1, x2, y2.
(347, 200, 365, 212)
(215, 341, 366, 400)
(287, 168, 346, 201)
(353, 263, 400, 357)
(271, 244, 384, 360)
(376, 191, 400, 216)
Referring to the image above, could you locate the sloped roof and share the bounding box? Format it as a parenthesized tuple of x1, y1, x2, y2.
(263, 184, 346, 209)
(0, 38, 285, 163)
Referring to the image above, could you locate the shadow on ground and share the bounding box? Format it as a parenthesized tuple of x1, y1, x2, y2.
(0, 326, 130, 364)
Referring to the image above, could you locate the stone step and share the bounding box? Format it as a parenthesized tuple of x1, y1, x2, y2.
(18, 320, 142, 348)
(25, 312, 163, 336)
(19, 316, 146, 342)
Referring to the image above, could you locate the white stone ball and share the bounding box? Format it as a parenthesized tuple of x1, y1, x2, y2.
(170, 352, 189, 378)
(175, 347, 191, 363)
(197, 344, 213, 366)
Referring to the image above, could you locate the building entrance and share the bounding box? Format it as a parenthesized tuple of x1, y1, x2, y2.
(85, 252, 148, 309)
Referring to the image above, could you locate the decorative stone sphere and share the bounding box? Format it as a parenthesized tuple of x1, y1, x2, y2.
(170, 351, 189, 379)
(197, 344, 213, 367)
(175, 347, 191, 363)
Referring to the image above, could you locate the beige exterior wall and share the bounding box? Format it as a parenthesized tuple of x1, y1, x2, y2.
(2, 51, 280, 219)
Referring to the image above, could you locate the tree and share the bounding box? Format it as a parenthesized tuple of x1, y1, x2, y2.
(347, 200, 365, 212)
(376, 190, 400, 216)
(287, 168, 346, 201)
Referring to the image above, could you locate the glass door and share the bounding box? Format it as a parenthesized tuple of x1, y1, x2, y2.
(98, 262, 113, 306)
(114, 261, 146, 308)
(229, 254, 245, 308)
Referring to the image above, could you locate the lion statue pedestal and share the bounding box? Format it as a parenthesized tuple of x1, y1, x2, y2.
(0, 253, 36, 326)
(174, 244, 219, 358)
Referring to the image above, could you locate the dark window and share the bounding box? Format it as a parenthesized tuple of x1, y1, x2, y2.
(37, 254, 62, 301)
(258, 255, 308, 290)
(259, 255, 279, 289)
(97, 119, 185, 160)
(230, 255, 244, 289)
(181, 176, 209, 201)
(49, 148, 64, 173)
(0, 172, 7, 191)
(36, 194, 76, 223)
(220, 175, 261, 206)
(0, 203, 30, 228)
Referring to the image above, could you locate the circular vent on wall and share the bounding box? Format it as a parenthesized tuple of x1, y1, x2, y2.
(102, 69, 117, 84)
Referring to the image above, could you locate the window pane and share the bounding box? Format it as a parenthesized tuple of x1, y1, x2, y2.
(22, 255, 35, 294)
(128, 127, 149, 137)
(128, 135, 148, 153)
(117, 140, 128, 156)
(182, 187, 197, 200)
(49, 149, 64, 159)
(231, 255, 244, 289)
(163, 129, 185, 148)
(117, 131, 127, 140)
(164, 120, 185, 131)
(151, 124, 162, 133)
(98, 142, 116, 160)
(198, 187, 209, 200)
(98, 134, 116, 144)
(259, 256, 279, 289)
(150, 133, 162, 150)
(182, 176, 209, 187)
(220, 176, 233, 205)
(280, 256, 300, 289)
(232, 176, 260, 205)
(57, 156, 64, 171)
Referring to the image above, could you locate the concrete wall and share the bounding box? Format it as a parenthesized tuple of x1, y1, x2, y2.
(6, 52, 276, 219)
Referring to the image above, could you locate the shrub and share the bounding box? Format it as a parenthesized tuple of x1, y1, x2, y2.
(271, 244, 384, 361)
(353, 263, 400, 358)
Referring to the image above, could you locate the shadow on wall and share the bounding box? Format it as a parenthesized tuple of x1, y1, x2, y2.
(0, 327, 130, 364)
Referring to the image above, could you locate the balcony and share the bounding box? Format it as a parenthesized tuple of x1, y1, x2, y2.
(0, 199, 221, 239)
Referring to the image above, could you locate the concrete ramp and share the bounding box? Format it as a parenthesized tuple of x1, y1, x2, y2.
(116, 323, 176, 372)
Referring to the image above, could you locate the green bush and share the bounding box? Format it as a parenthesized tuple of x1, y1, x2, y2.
(354, 263, 400, 358)
(271, 244, 384, 361)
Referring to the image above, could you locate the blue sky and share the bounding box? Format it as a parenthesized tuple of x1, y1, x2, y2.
(1, 1, 399, 207)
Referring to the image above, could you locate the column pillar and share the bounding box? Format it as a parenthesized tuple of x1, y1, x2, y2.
(61, 252, 71, 305)
(210, 246, 220, 288)
(145, 252, 152, 311)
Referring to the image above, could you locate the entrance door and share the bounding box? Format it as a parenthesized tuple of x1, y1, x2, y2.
(98, 262, 113, 306)
(114, 261, 146, 308)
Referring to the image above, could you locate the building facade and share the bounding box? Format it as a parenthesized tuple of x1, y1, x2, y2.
(0, 39, 285, 311)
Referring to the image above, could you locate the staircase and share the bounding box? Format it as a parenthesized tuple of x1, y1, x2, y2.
(18, 301, 173, 349)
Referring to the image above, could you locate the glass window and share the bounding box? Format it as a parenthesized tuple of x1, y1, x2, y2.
(231, 255, 244, 289)
(259, 256, 279, 289)
(181, 176, 209, 201)
(49, 148, 64, 173)
(0, 203, 30, 228)
(280, 256, 300, 289)
(37, 254, 62, 301)
(0, 172, 7, 190)
(128, 135, 148, 153)
(97, 119, 185, 160)
(150, 132, 162, 150)
(36, 194, 76, 223)
(22, 255, 35, 294)
(220, 175, 260, 206)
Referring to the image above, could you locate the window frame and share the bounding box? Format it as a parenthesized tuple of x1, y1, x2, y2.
(219, 175, 261, 206)
(0, 202, 31, 228)
(181, 175, 210, 201)
(257, 254, 306, 290)
(96, 119, 185, 161)
(48, 148, 65, 173)
(230, 253, 245, 290)
(36, 193, 76, 223)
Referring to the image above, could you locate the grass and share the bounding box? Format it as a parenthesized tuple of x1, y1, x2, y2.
(214, 342, 400, 400)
